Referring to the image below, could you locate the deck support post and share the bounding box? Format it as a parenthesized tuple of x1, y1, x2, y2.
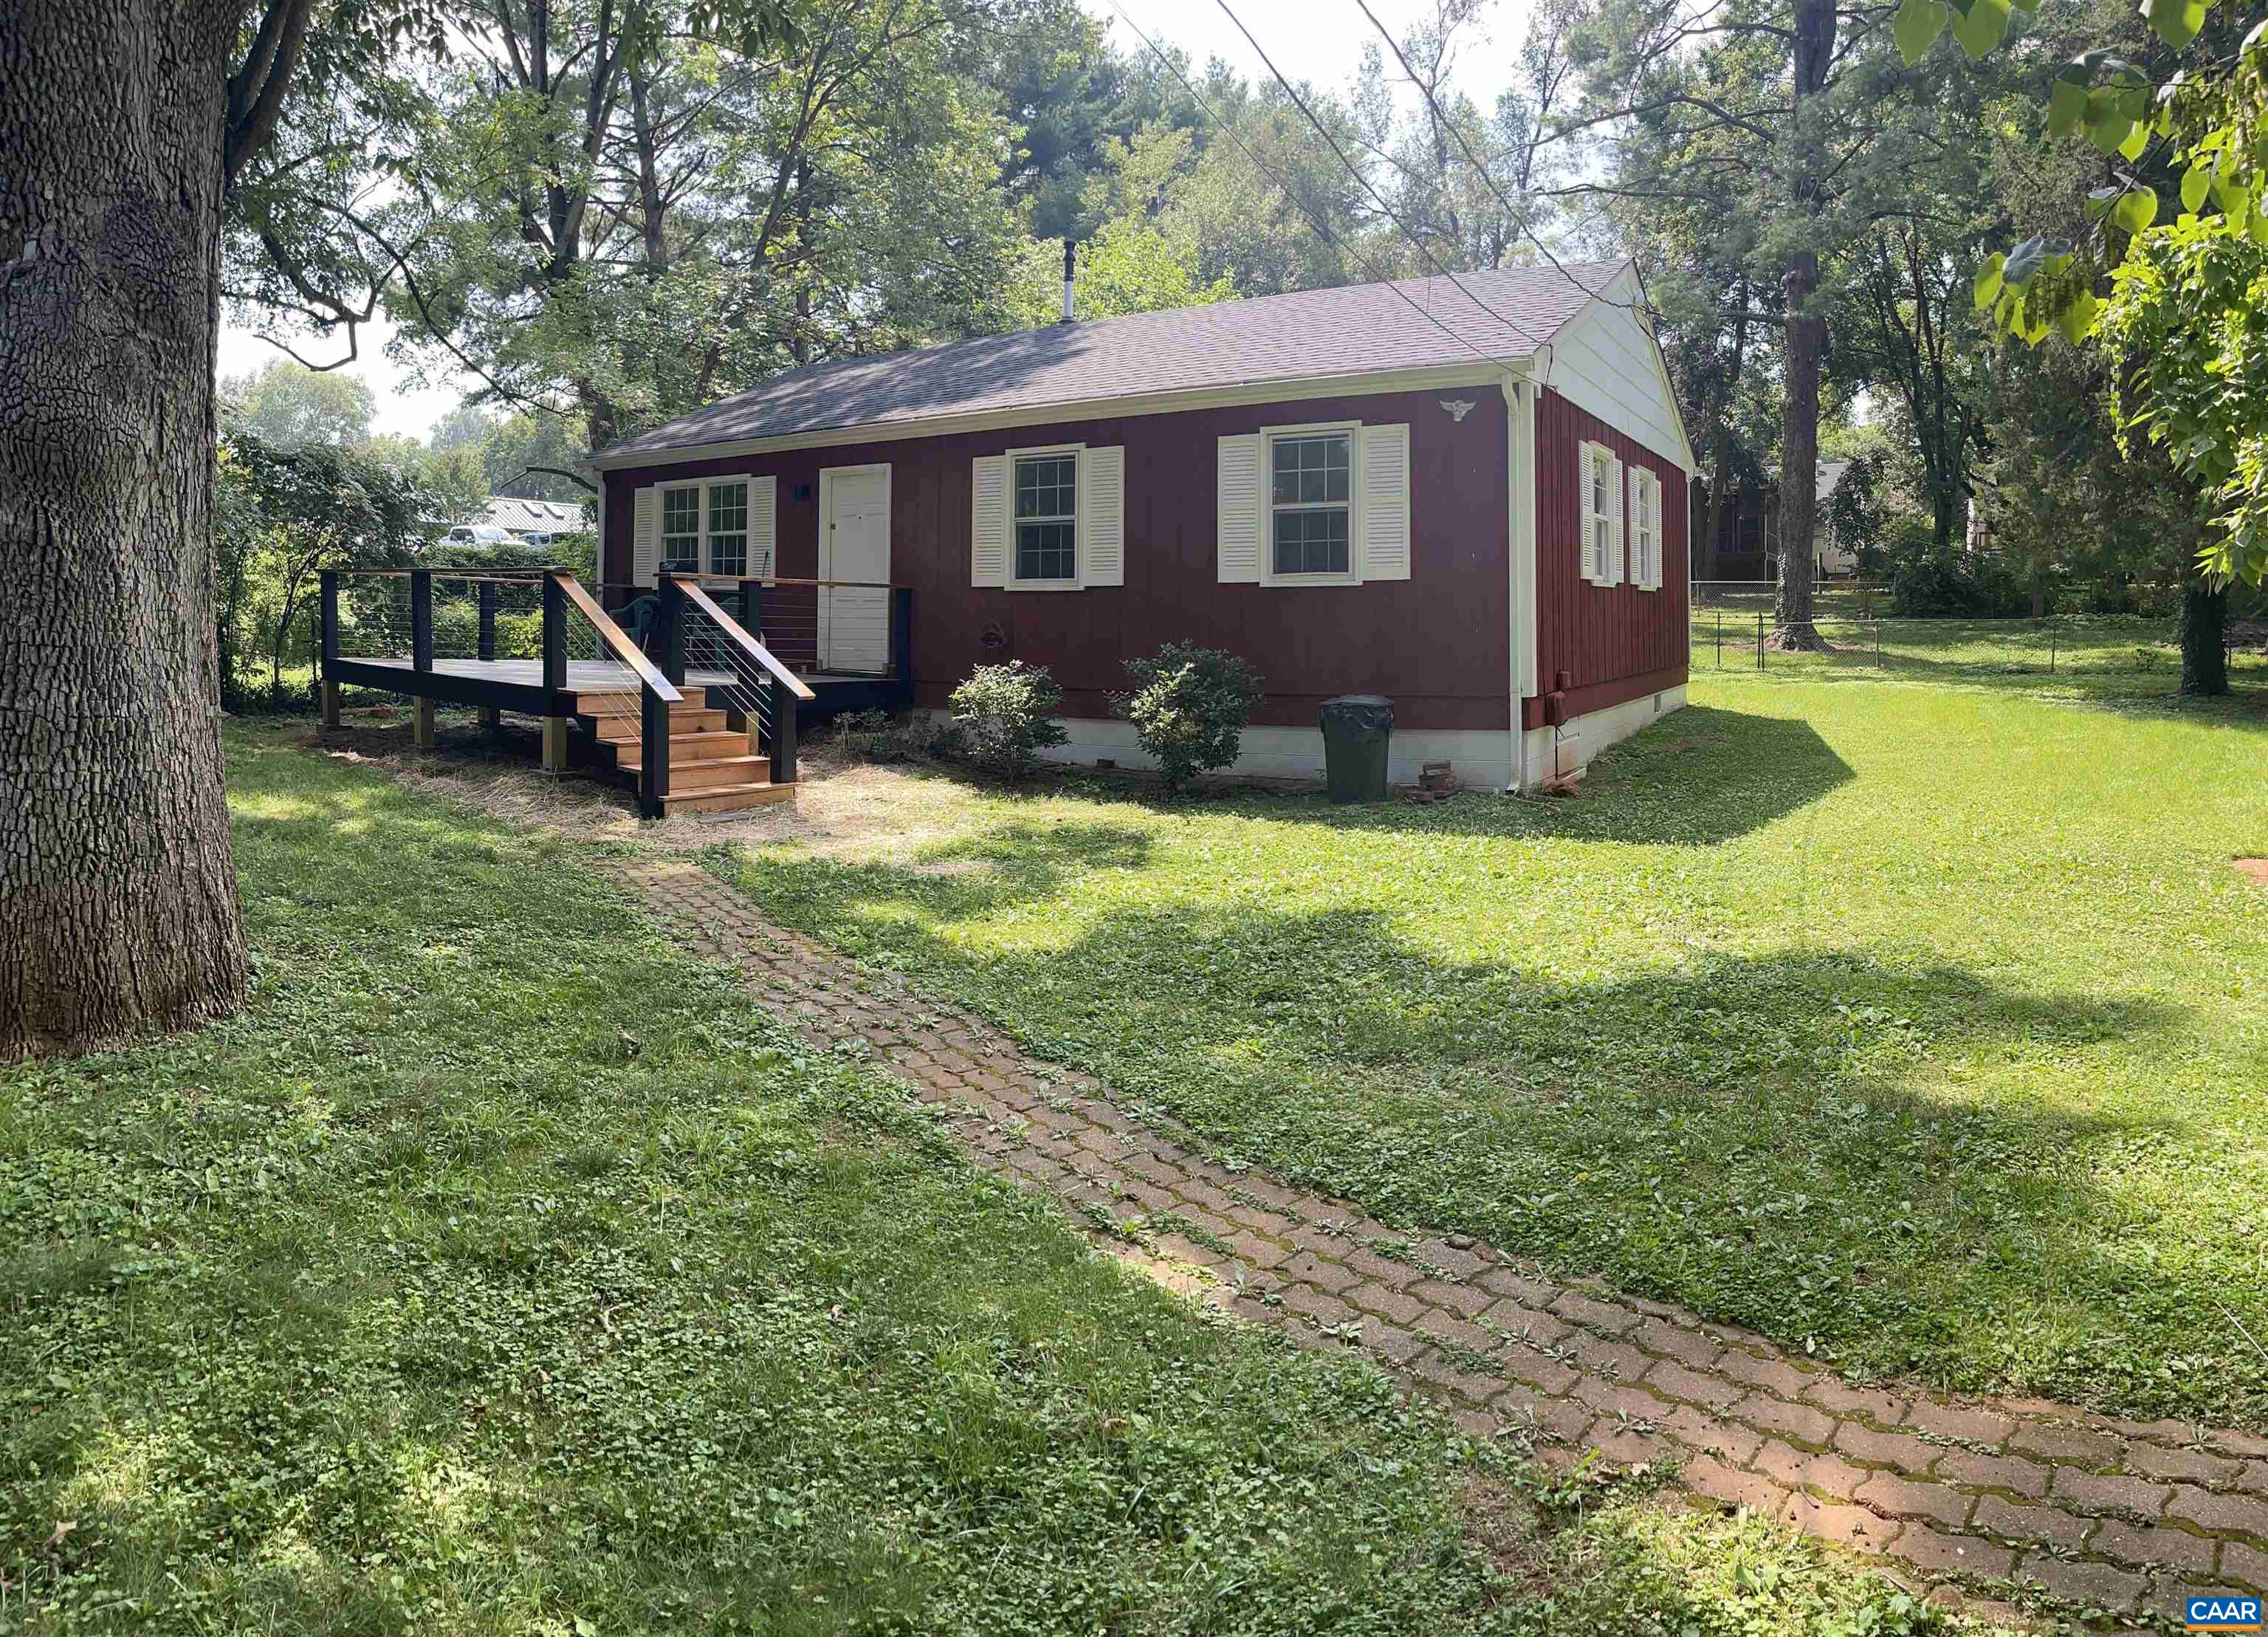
(413, 697, 438, 749)
(541, 717, 568, 775)
(889, 586, 913, 696)
(319, 569, 342, 728)
(478, 581, 498, 662)
(540, 574, 568, 694)
(410, 570, 433, 673)
(639, 684, 671, 819)
(772, 690, 797, 786)
(655, 574, 686, 687)
(738, 579, 763, 642)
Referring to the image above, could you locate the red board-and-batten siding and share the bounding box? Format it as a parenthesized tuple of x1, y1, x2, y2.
(599, 381, 1688, 736)
(1526, 385, 1691, 730)
(602, 385, 1513, 731)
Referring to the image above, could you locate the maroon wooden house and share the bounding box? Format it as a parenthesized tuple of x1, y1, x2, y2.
(590, 258, 1692, 792)
(320, 260, 1691, 811)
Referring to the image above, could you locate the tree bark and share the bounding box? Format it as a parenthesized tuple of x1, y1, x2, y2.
(1770, 0, 1836, 652)
(2181, 578, 2229, 697)
(0, 0, 250, 1055)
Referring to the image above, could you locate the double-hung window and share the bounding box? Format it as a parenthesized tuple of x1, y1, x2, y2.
(706, 481, 748, 576)
(1629, 467, 1660, 591)
(659, 486, 701, 575)
(1271, 430, 1353, 576)
(1013, 450, 1079, 584)
(1579, 441, 1625, 586)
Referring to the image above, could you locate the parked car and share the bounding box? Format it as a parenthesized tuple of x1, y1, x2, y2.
(439, 524, 518, 549)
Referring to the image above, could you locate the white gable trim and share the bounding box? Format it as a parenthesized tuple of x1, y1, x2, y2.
(1531, 264, 1697, 473)
(591, 361, 1527, 473)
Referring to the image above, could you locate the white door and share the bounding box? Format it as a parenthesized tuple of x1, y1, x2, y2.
(821, 467, 890, 673)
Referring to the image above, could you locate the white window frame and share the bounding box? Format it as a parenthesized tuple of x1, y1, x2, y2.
(1578, 440, 1624, 588)
(1006, 441, 1085, 591)
(658, 482, 703, 577)
(654, 476, 763, 580)
(704, 477, 751, 579)
(1629, 465, 1661, 591)
(1260, 419, 1363, 586)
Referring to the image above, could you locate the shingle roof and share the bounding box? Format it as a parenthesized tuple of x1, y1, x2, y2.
(599, 259, 1628, 462)
(483, 496, 587, 532)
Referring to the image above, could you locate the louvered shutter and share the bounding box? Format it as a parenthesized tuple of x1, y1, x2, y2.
(1357, 423, 1412, 581)
(633, 484, 662, 587)
(1217, 433, 1261, 583)
(749, 475, 777, 578)
(1082, 445, 1125, 586)
(1578, 445, 1601, 585)
(1607, 453, 1627, 585)
(971, 455, 1008, 588)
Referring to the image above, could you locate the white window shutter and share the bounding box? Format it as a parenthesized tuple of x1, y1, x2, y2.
(1608, 453, 1626, 585)
(633, 484, 661, 587)
(1578, 444, 1601, 585)
(1216, 433, 1261, 583)
(1358, 423, 1412, 580)
(749, 475, 777, 578)
(1082, 445, 1125, 586)
(971, 455, 1008, 588)
(1651, 469, 1669, 589)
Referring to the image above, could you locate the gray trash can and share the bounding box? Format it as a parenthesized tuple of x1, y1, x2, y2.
(1319, 694, 1393, 803)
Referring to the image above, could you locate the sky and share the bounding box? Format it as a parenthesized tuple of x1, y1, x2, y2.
(217, 0, 1535, 441)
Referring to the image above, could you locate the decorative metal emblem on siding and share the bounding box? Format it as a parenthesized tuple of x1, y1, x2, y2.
(1440, 399, 1476, 422)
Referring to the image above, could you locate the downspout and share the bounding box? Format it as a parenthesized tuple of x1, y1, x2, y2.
(1504, 359, 1542, 792)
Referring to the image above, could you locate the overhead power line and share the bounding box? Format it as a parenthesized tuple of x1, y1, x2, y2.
(1347, 0, 1639, 315)
(1096, 0, 1539, 377)
(1209, 0, 1553, 351)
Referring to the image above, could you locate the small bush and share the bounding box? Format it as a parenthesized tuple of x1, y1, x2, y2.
(1886, 544, 2031, 618)
(949, 662, 1067, 781)
(833, 707, 946, 764)
(1111, 642, 1265, 795)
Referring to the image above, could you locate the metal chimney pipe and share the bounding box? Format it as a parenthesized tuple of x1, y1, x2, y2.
(1062, 238, 1076, 323)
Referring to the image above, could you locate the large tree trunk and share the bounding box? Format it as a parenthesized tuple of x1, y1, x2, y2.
(0, 0, 250, 1056)
(2181, 578, 2230, 697)
(1770, 0, 1837, 652)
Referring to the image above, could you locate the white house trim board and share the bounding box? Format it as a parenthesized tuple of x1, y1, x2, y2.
(1538, 264, 1698, 473)
(591, 361, 1530, 473)
(1502, 374, 1538, 789)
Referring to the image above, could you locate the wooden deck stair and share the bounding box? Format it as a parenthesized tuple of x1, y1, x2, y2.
(573, 692, 794, 813)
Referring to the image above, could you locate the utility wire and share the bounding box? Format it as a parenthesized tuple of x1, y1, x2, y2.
(1209, 0, 1554, 351)
(1348, 0, 1642, 314)
(1097, 0, 1542, 377)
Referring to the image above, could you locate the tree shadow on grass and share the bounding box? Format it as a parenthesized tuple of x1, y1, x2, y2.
(727, 848, 2266, 1418)
(803, 705, 1858, 850)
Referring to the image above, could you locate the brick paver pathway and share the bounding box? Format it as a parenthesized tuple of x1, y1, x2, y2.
(610, 856, 2268, 1627)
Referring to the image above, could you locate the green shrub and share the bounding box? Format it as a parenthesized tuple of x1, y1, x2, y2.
(1111, 642, 1265, 795)
(833, 707, 946, 764)
(1886, 543, 2032, 617)
(949, 662, 1067, 780)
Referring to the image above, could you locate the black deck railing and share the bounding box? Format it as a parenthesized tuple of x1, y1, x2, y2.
(320, 566, 813, 817)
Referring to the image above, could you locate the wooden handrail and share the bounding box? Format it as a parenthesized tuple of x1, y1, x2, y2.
(550, 572, 681, 702)
(670, 577, 818, 701)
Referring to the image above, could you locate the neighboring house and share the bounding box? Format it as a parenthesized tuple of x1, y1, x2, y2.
(588, 258, 1693, 790)
(1815, 459, 1858, 578)
(482, 496, 588, 544)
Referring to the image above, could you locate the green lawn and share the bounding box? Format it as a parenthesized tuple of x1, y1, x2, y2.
(1688, 609, 2268, 705)
(0, 727, 1986, 1635)
(718, 673, 2268, 1428)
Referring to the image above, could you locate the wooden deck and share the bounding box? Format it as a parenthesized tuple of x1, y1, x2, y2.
(340, 656, 890, 693)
